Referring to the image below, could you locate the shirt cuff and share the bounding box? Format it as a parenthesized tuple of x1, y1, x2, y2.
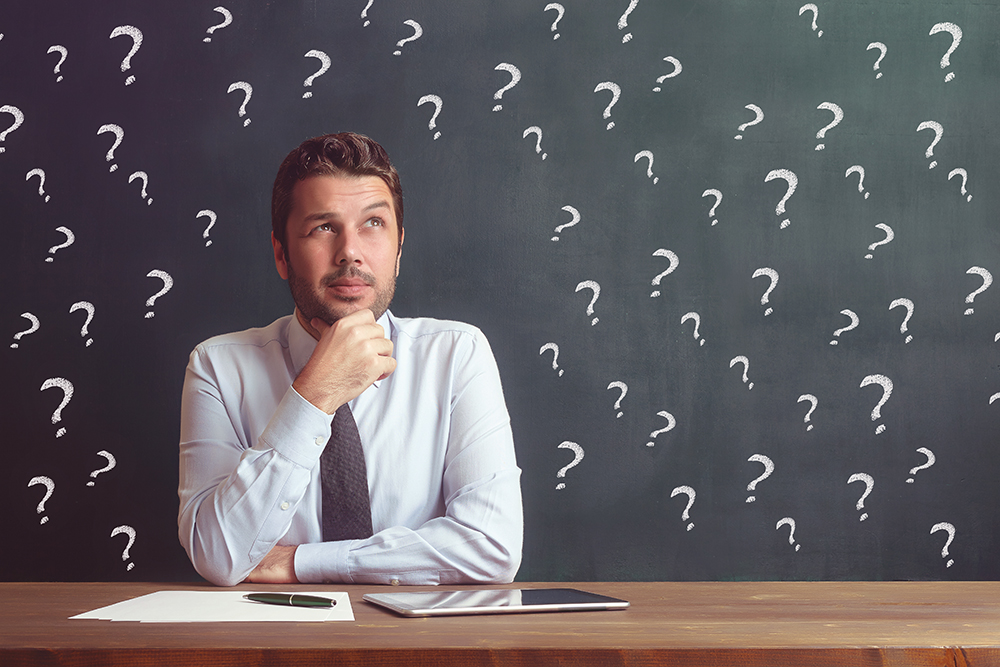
(256, 386, 333, 469)
(294, 540, 357, 583)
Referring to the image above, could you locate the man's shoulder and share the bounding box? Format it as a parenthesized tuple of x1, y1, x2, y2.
(193, 314, 294, 356)
(390, 314, 485, 342)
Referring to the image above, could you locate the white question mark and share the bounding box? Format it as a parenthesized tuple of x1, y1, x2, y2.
(302, 50, 331, 99)
(361, 0, 374, 27)
(127, 171, 153, 205)
(847, 473, 874, 521)
(964, 267, 992, 315)
(393, 19, 422, 56)
(69, 301, 95, 347)
(746, 454, 774, 502)
(40, 377, 73, 438)
(845, 165, 869, 199)
(830, 308, 859, 345)
(763, 169, 797, 228)
(735, 104, 763, 140)
(634, 150, 658, 184)
(916, 121, 943, 169)
(929, 23, 961, 82)
(947, 168, 973, 202)
(729, 355, 753, 390)
(203, 7, 233, 42)
(866, 42, 887, 79)
(28, 476, 55, 524)
(492, 63, 521, 111)
(860, 373, 892, 434)
(593, 81, 620, 130)
(646, 411, 676, 447)
(652, 56, 682, 92)
(798, 4, 822, 37)
(680, 312, 705, 345)
(46, 226, 75, 263)
(618, 0, 639, 43)
(46, 45, 68, 82)
(145, 269, 174, 318)
(539, 342, 564, 376)
(25, 168, 50, 202)
(109, 25, 143, 86)
(670, 485, 696, 530)
(752, 267, 779, 316)
(197, 209, 217, 247)
(907, 447, 935, 483)
(417, 94, 443, 140)
(607, 381, 628, 418)
(227, 81, 253, 126)
(544, 3, 564, 40)
(555, 441, 584, 489)
(522, 126, 547, 160)
(889, 298, 914, 344)
(87, 450, 117, 486)
(814, 102, 843, 150)
(0, 104, 25, 153)
(930, 522, 955, 567)
(97, 123, 124, 172)
(575, 280, 600, 325)
(776, 517, 801, 551)
(864, 222, 894, 259)
(650, 249, 679, 298)
(701, 189, 722, 226)
(552, 205, 580, 241)
(797, 394, 817, 431)
(110, 525, 137, 571)
(10, 312, 40, 349)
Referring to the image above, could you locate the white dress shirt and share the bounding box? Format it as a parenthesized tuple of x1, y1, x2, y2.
(177, 311, 523, 587)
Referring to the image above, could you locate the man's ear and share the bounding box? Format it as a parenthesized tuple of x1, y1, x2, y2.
(272, 232, 289, 280)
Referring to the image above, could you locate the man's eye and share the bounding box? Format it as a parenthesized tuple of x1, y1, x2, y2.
(365, 217, 384, 227)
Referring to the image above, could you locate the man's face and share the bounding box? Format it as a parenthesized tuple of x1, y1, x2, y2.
(273, 174, 403, 328)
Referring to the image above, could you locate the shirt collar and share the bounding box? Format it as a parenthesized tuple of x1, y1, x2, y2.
(288, 310, 395, 388)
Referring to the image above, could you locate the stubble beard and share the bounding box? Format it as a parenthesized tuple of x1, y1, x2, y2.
(287, 261, 396, 325)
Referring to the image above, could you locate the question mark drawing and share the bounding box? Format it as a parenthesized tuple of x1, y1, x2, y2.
(544, 3, 564, 40)
(746, 454, 774, 502)
(127, 171, 153, 205)
(417, 95, 443, 140)
(864, 223, 894, 260)
(492, 63, 521, 112)
(539, 342, 564, 376)
(916, 121, 943, 169)
(594, 82, 620, 130)
(646, 411, 676, 447)
(552, 205, 580, 241)
(97, 123, 124, 172)
(575, 280, 601, 325)
(680, 312, 705, 346)
(69, 301, 95, 347)
(670, 486, 696, 531)
(930, 522, 956, 568)
(752, 267, 779, 316)
(618, 0, 639, 42)
(10, 312, 40, 349)
(797, 394, 817, 431)
(860, 374, 892, 434)
(947, 168, 973, 202)
(203, 6, 233, 42)
(702, 189, 722, 225)
(197, 210, 217, 247)
(87, 450, 117, 487)
(847, 473, 874, 521)
(227, 82, 253, 127)
(25, 168, 50, 202)
(776, 517, 801, 551)
(522, 126, 547, 160)
(814, 102, 843, 150)
(555, 441, 584, 489)
(889, 298, 914, 344)
(145, 270, 174, 318)
(845, 165, 869, 199)
(764, 169, 797, 228)
(634, 150, 658, 184)
(652, 56, 682, 92)
(40, 377, 73, 438)
(730, 356, 753, 390)
(46, 45, 68, 82)
(302, 50, 331, 99)
(650, 249, 679, 298)
(735, 104, 764, 140)
(964, 267, 992, 315)
(109, 25, 142, 86)
(110, 525, 137, 571)
(830, 309, 860, 345)
(28, 476, 55, 524)
(798, 4, 822, 37)
(607, 381, 628, 418)
(393, 19, 422, 56)
(867, 42, 887, 79)
(45, 226, 75, 263)
(907, 447, 936, 483)
(929, 23, 961, 82)
(0, 104, 25, 153)
(361, 0, 374, 27)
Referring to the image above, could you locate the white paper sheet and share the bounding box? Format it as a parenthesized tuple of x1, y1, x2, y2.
(70, 590, 354, 622)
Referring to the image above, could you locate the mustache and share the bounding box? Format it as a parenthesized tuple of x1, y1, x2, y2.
(320, 265, 376, 287)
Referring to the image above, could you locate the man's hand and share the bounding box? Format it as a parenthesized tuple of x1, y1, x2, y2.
(293, 309, 396, 414)
(246, 545, 299, 584)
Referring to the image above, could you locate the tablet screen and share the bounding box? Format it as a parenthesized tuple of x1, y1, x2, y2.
(362, 587, 629, 617)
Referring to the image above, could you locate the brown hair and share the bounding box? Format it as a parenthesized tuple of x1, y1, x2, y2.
(271, 132, 403, 248)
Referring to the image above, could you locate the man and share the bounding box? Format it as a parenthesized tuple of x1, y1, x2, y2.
(177, 132, 523, 586)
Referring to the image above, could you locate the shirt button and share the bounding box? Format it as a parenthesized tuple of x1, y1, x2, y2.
(314, 436, 325, 446)
(280, 501, 290, 511)
(390, 578, 400, 586)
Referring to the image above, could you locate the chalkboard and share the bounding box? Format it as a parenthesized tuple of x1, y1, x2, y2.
(3, 1, 999, 582)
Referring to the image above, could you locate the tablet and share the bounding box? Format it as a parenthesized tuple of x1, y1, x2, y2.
(362, 587, 629, 617)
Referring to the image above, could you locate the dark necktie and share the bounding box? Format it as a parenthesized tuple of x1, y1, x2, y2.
(320, 403, 374, 541)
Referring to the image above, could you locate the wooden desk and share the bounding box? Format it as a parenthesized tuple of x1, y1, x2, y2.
(2, 581, 999, 666)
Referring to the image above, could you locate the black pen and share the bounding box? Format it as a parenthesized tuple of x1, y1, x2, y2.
(243, 593, 337, 608)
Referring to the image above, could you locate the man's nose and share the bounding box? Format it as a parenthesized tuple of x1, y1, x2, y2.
(334, 231, 362, 264)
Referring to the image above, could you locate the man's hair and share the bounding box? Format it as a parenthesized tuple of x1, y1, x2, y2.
(271, 132, 404, 248)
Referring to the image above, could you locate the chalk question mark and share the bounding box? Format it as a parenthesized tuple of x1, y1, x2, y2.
(46, 45, 68, 82)
(197, 209, 217, 247)
(916, 121, 943, 169)
(867, 42, 887, 79)
(735, 104, 764, 140)
(522, 126, 547, 160)
(680, 312, 705, 345)
(87, 450, 117, 486)
(798, 4, 822, 37)
(701, 189, 722, 226)
(127, 171, 153, 205)
(752, 267, 779, 316)
(555, 441, 584, 489)
(965, 267, 992, 315)
(10, 312, 40, 349)
(227, 81, 253, 126)
(361, 0, 374, 27)
(947, 168, 973, 202)
(575, 280, 600, 325)
(764, 169, 797, 228)
(776, 517, 801, 551)
(552, 205, 580, 241)
(652, 56, 681, 92)
(594, 81, 620, 130)
(889, 298, 914, 344)
(746, 454, 774, 502)
(646, 411, 676, 447)
(814, 102, 843, 150)
(730, 356, 753, 390)
(539, 342, 564, 376)
(145, 270, 174, 318)
(830, 309, 859, 345)
(25, 168, 50, 202)
(97, 123, 124, 172)
(907, 447, 935, 483)
(618, 0, 639, 43)
(847, 473, 874, 521)
(302, 50, 331, 98)
(670, 486, 696, 530)
(864, 223, 894, 259)
(544, 3, 564, 40)
(417, 94, 443, 140)
(650, 249, 679, 298)
(69, 301, 95, 347)
(930, 522, 956, 568)
(28, 476, 55, 524)
(46, 226, 75, 263)
(110, 525, 137, 571)
(797, 394, 817, 431)
(0, 104, 25, 153)
(492, 63, 521, 112)
(393, 19, 422, 56)
(929, 23, 961, 82)
(634, 150, 658, 184)
(845, 165, 869, 199)
(860, 374, 892, 434)
(203, 7, 233, 42)
(109, 25, 143, 86)
(40, 377, 73, 438)
(607, 381, 628, 418)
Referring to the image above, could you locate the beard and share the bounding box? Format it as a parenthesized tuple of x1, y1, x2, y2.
(287, 262, 396, 325)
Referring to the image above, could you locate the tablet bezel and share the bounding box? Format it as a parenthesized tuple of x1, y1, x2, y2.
(362, 587, 630, 617)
